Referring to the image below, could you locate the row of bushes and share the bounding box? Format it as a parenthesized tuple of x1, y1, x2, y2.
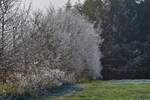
(0, 0, 102, 96)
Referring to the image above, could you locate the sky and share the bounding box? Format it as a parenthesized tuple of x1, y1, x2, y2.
(26, 0, 84, 11)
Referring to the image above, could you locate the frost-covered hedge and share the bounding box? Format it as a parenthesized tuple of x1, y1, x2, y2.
(1, 6, 103, 95)
(16, 69, 65, 95)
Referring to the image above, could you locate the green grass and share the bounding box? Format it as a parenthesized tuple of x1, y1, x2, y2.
(45, 81, 150, 100)
(1, 81, 150, 100)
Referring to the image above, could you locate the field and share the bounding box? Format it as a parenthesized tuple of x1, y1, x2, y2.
(46, 80, 150, 100)
(1, 80, 150, 100)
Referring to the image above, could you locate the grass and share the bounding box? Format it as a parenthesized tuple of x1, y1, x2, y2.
(45, 81, 150, 100)
(1, 80, 150, 100)
(0, 83, 16, 95)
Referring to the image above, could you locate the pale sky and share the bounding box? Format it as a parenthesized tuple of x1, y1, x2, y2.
(26, 0, 84, 11)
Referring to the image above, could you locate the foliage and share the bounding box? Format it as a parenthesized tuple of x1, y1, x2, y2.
(0, 0, 103, 95)
(82, 0, 150, 79)
(0, 83, 16, 95)
(15, 69, 65, 95)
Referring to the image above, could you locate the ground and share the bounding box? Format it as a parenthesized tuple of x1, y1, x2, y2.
(1, 80, 150, 100)
(45, 80, 150, 100)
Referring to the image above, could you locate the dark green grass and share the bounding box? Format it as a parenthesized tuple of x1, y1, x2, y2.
(45, 81, 150, 100)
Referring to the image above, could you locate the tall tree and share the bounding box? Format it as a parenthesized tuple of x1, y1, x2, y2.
(82, 0, 150, 79)
(65, 0, 72, 11)
(0, 0, 22, 82)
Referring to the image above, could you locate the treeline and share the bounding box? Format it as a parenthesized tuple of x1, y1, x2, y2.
(0, 0, 103, 95)
(1, 0, 150, 95)
(80, 0, 150, 79)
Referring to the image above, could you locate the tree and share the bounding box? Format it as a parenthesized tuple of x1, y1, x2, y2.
(54, 10, 103, 79)
(0, 0, 23, 83)
(28, 8, 103, 80)
(82, 0, 150, 79)
(102, 0, 150, 79)
(65, 0, 72, 11)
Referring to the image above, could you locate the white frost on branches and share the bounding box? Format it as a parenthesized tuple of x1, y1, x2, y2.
(48, 10, 103, 79)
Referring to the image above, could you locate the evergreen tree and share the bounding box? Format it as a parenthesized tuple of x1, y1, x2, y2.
(82, 0, 150, 79)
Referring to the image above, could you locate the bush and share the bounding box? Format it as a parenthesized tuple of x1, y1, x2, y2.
(14, 69, 65, 95)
